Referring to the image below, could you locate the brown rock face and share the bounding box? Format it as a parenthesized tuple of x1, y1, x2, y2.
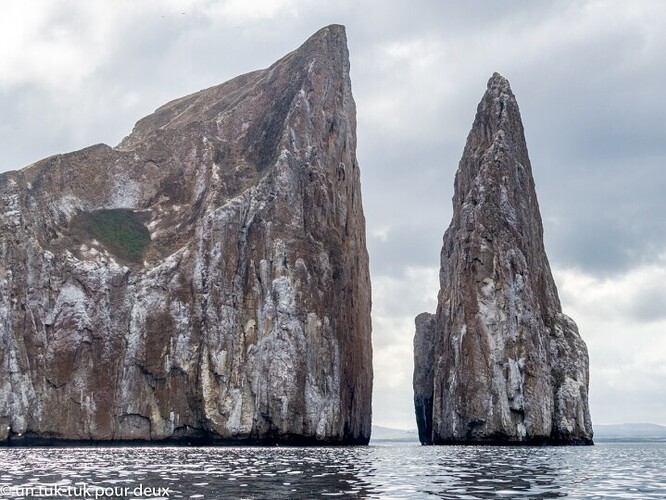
(0, 25, 372, 445)
(414, 73, 593, 445)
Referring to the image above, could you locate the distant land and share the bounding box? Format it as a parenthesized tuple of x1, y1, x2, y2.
(593, 423, 666, 442)
(371, 426, 419, 443)
(371, 424, 666, 443)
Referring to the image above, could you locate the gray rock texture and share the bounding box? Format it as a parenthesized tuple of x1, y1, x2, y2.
(414, 73, 593, 445)
(0, 24, 372, 445)
(413, 312, 435, 445)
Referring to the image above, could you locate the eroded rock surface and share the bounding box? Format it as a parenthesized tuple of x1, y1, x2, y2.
(414, 73, 592, 445)
(0, 25, 372, 445)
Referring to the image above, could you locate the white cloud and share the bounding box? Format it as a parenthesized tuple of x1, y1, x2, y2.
(203, 0, 300, 22)
(355, 34, 457, 143)
(555, 262, 666, 424)
(556, 257, 666, 324)
(372, 266, 438, 428)
(0, 1, 120, 90)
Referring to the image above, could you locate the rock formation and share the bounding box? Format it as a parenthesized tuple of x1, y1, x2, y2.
(414, 73, 593, 445)
(0, 25, 372, 445)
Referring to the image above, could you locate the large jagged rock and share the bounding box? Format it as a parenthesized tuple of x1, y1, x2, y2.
(414, 73, 593, 445)
(0, 25, 372, 445)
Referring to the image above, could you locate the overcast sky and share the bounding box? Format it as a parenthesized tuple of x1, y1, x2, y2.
(2, 0, 666, 429)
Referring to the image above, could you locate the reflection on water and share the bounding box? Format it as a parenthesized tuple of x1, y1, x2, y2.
(425, 447, 564, 498)
(0, 442, 664, 498)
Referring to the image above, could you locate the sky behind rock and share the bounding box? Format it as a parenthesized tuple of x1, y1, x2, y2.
(2, 0, 666, 429)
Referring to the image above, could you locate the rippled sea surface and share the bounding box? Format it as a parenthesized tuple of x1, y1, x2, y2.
(0, 442, 664, 499)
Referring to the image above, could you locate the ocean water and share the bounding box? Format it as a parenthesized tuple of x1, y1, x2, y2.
(0, 442, 664, 499)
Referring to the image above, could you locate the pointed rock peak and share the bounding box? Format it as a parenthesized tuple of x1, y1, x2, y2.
(414, 73, 593, 446)
(285, 24, 350, 70)
(272, 24, 348, 61)
(453, 72, 530, 208)
(487, 72, 512, 96)
(119, 25, 352, 152)
(471, 72, 522, 146)
(301, 24, 347, 48)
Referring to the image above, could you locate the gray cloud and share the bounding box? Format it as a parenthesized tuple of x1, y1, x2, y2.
(591, 373, 666, 425)
(368, 223, 443, 276)
(628, 281, 666, 324)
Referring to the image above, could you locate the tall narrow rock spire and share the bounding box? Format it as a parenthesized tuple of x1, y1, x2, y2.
(414, 73, 593, 445)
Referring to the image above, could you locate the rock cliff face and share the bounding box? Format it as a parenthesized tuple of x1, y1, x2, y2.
(414, 73, 592, 445)
(0, 25, 372, 445)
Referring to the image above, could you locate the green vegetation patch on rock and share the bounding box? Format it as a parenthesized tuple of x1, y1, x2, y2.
(72, 209, 151, 263)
